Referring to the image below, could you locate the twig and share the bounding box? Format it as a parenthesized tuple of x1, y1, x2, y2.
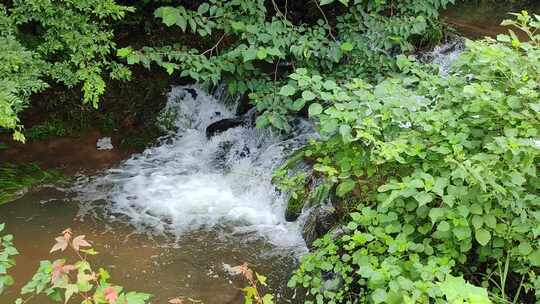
(202, 33, 226, 56)
(313, 0, 336, 41)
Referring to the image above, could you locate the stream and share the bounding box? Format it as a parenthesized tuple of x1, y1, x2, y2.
(0, 87, 314, 304)
(2, 2, 539, 303)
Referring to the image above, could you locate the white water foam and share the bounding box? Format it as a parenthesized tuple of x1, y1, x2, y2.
(423, 39, 465, 75)
(75, 86, 314, 249)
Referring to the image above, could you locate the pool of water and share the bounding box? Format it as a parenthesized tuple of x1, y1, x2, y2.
(0, 187, 301, 303)
(0, 86, 312, 304)
(443, 0, 540, 38)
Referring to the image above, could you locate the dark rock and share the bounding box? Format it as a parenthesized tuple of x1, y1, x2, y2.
(302, 205, 338, 249)
(205, 118, 244, 138)
(185, 88, 198, 99)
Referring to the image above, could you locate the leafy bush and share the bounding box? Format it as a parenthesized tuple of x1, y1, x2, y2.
(118, 0, 454, 132)
(0, 0, 133, 141)
(286, 12, 540, 303)
(0, 223, 18, 295)
(0, 4, 47, 142)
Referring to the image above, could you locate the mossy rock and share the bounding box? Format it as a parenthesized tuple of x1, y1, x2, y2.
(285, 193, 306, 222)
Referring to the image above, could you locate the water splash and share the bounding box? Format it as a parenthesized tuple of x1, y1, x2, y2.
(75, 86, 314, 250)
(422, 38, 465, 75)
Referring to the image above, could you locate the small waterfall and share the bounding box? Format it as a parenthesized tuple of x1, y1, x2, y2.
(422, 38, 465, 75)
(75, 86, 315, 250)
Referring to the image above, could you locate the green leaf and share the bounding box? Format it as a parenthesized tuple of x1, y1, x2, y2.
(256, 273, 268, 286)
(256, 48, 268, 60)
(518, 241, 532, 255)
(372, 288, 387, 304)
(339, 124, 352, 142)
(529, 249, 540, 267)
(262, 294, 274, 304)
(428, 208, 444, 223)
(308, 103, 323, 116)
(340, 42, 353, 52)
(197, 3, 210, 14)
(117, 47, 132, 58)
(413, 192, 433, 206)
(437, 221, 450, 232)
(243, 48, 258, 62)
(336, 179, 355, 197)
(302, 90, 317, 101)
(475, 229, 491, 246)
(126, 292, 152, 304)
(231, 21, 246, 32)
(279, 85, 296, 97)
(319, 0, 334, 5)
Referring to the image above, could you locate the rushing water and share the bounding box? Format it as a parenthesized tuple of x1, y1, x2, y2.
(75, 86, 313, 248)
(1, 86, 315, 303)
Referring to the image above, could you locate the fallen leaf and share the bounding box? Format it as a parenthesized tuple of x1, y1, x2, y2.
(168, 298, 184, 304)
(50, 236, 69, 253)
(72, 235, 91, 251)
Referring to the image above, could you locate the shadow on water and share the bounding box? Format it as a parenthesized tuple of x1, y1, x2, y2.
(443, 0, 540, 39)
(0, 187, 301, 304)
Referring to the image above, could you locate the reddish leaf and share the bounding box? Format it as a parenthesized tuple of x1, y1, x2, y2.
(62, 228, 73, 240)
(51, 260, 75, 284)
(72, 235, 91, 251)
(104, 286, 119, 304)
(168, 298, 184, 304)
(231, 262, 253, 282)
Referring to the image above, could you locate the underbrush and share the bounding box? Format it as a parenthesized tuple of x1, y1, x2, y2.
(283, 12, 540, 304)
(0, 163, 62, 205)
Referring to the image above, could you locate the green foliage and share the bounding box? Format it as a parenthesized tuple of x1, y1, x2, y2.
(24, 119, 69, 141)
(119, 0, 454, 131)
(0, 0, 133, 141)
(0, 163, 62, 205)
(0, 4, 48, 142)
(0, 223, 18, 295)
(230, 263, 275, 304)
(15, 229, 152, 304)
(287, 12, 540, 303)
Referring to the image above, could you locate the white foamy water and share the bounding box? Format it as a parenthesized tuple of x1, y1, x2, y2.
(76, 86, 314, 249)
(423, 39, 465, 75)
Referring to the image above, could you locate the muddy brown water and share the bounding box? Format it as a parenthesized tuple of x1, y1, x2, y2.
(443, 1, 540, 39)
(0, 187, 300, 303)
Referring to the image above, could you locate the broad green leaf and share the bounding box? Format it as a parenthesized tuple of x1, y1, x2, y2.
(475, 229, 491, 246)
(340, 42, 353, 52)
(336, 179, 355, 197)
(302, 90, 317, 101)
(308, 103, 323, 116)
(279, 85, 296, 97)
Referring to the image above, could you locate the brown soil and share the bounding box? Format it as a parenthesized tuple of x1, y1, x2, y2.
(0, 130, 137, 175)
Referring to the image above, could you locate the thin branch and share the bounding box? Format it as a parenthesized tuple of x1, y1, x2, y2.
(202, 33, 226, 56)
(313, 0, 336, 41)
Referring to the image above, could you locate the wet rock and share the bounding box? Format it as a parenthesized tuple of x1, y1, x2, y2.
(205, 107, 259, 139)
(205, 118, 244, 138)
(185, 88, 198, 99)
(302, 204, 338, 249)
(285, 194, 305, 222)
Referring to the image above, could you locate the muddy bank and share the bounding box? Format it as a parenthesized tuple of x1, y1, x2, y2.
(0, 131, 135, 175)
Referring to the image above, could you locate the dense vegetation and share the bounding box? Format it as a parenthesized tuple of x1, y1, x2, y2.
(1, 0, 539, 304)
